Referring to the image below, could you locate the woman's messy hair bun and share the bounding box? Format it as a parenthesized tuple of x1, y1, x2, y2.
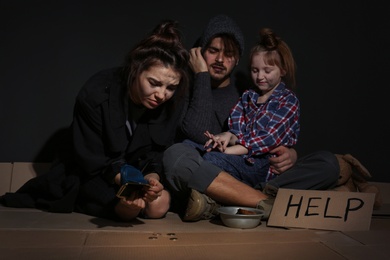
(148, 20, 185, 49)
(123, 20, 190, 97)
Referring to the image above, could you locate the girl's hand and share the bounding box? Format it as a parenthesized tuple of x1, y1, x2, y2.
(204, 131, 233, 152)
(204, 131, 225, 152)
(204, 131, 218, 151)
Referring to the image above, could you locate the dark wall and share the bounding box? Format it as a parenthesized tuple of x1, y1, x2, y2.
(1, 1, 389, 182)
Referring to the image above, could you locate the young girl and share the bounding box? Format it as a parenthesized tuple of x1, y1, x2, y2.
(203, 27, 300, 187)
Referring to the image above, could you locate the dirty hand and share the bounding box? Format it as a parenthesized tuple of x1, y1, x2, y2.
(119, 190, 146, 210)
(143, 173, 164, 203)
(189, 47, 208, 74)
(269, 146, 297, 174)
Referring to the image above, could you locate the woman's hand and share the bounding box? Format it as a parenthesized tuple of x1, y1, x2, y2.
(269, 146, 297, 174)
(143, 173, 164, 203)
(115, 172, 167, 221)
(118, 190, 146, 210)
(142, 172, 170, 219)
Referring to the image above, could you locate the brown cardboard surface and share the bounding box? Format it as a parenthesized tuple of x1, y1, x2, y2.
(0, 230, 88, 248)
(79, 242, 345, 260)
(342, 230, 390, 245)
(370, 182, 390, 204)
(267, 188, 375, 231)
(10, 162, 51, 192)
(85, 230, 324, 246)
(0, 163, 13, 195)
(1, 205, 389, 260)
(0, 230, 345, 260)
(373, 203, 390, 216)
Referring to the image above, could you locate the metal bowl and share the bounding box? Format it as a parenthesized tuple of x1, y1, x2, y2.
(217, 206, 264, 229)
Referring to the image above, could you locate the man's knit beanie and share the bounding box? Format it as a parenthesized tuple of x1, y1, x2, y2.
(199, 14, 245, 56)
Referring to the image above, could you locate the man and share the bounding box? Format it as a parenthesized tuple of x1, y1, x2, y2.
(163, 14, 339, 221)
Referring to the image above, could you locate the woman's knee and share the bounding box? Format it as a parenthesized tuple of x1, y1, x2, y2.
(143, 190, 171, 219)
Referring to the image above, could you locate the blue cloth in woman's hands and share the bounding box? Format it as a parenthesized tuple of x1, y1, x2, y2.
(120, 164, 148, 185)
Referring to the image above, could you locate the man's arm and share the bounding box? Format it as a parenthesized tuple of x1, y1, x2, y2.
(180, 48, 216, 143)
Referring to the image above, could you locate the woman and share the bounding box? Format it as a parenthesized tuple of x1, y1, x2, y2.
(1, 20, 190, 221)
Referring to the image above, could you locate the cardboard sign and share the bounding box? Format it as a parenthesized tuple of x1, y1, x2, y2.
(267, 188, 375, 231)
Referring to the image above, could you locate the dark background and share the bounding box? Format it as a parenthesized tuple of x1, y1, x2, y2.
(1, 1, 389, 182)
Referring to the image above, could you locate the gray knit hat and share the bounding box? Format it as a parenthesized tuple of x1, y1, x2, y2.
(199, 14, 244, 56)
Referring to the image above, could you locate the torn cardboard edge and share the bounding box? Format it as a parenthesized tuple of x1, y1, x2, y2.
(267, 188, 375, 231)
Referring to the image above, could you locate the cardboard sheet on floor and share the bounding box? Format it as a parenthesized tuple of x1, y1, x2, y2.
(0, 163, 13, 195)
(267, 188, 375, 231)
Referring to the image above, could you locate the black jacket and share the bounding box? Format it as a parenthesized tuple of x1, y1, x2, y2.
(72, 67, 184, 181)
(1, 67, 185, 213)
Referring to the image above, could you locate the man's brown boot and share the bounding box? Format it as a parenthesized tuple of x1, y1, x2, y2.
(183, 189, 220, 222)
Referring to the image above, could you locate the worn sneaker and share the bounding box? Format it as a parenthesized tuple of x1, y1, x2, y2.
(256, 197, 275, 220)
(183, 189, 220, 222)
